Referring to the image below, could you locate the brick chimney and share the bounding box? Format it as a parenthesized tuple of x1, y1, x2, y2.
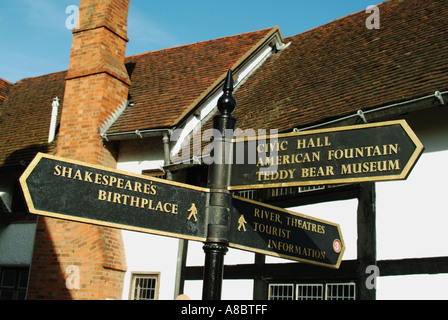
(27, 0, 130, 300)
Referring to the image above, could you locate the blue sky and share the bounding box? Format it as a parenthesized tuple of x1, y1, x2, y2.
(0, 0, 380, 83)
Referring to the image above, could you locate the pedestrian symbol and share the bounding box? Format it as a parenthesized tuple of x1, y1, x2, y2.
(187, 203, 198, 222)
(237, 215, 247, 232)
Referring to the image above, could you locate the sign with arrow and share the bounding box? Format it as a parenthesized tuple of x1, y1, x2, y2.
(19, 153, 209, 242)
(229, 120, 424, 190)
(229, 196, 345, 268)
(20, 153, 346, 269)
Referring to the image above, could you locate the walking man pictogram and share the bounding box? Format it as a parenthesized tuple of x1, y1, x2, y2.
(187, 203, 198, 222)
(238, 215, 247, 232)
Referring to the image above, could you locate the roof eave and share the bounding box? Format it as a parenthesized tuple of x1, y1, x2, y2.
(295, 90, 448, 132)
(101, 128, 172, 141)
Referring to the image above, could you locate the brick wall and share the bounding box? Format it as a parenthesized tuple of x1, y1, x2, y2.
(27, 0, 130, 300)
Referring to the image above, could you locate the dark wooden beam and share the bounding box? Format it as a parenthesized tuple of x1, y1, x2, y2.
(356, 183, 376, 300)
(252, 254, 267, 300)
(184, 257, 448, 281)
(378, 257, 448, 276)
(184, 260, 358, 281)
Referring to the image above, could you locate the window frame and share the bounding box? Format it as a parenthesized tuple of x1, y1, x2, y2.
(0, 266, 29, 300)
(268, 281, 356, 300)
(129, 272, 160, 300)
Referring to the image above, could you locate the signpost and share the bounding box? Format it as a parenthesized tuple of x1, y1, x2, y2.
(229, 120, 424, 190)
(229, 196, 344, 268)
(18, 69, 424, 300)
(19, 153, 209, 242)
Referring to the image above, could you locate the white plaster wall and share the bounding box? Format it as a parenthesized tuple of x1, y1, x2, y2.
(117, 137, 165, 174)
(376, 107, 448, 260)
(377, 274, 448, 300)
(374, 107, 448, 299)
(376, 150, 448, 260)
(121, 231, 180, 300)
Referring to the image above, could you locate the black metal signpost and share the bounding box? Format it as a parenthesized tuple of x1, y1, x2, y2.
(19, 69, 423, 300)
(201, 70, 236, 300)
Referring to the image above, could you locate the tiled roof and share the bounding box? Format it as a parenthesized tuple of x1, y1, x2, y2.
(107, 27, 278, 133)
(0, 78, 13, 111)
(233, 0, 448, 132)
(0, 71, 67, 165)
(1, 0, 447, 166)
(0, 28, 277, 165)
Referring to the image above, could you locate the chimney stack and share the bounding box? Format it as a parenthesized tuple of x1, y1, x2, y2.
(27, 0, 130, 300)
(59, 0, 131, 165)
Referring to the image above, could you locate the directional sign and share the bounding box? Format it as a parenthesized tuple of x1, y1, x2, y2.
(229, 196, 345, 268)
(229, 120, 424, 190)
(19, 153, 209, 242)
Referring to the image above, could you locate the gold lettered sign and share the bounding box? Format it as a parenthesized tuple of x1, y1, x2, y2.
(19, 153, 209, 242)
(229, 196, 345, 268)
(229, 120, 424, 190)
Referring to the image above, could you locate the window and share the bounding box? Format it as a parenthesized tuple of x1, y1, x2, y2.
(269, 284, 294, 300)
(130, 273, 160, 300)
(234, 189, 256, 200)
(269, 282, 355, 300)
(326, 283, 356, 300)
(270, 187, 299, 197)
(0, 267, 29, 300)
(299, 185, 325, 193)
(296, 284, 324, 300)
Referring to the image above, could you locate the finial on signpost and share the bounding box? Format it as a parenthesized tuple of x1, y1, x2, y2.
(214, 69, 237, 132)
(217, 69, 236, 116)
